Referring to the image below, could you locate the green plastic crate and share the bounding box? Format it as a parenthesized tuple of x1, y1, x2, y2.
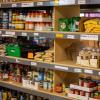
(6, 44, 21, 57)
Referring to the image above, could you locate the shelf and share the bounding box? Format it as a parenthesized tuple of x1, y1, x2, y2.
(0, 29, 100, 41)
(0, 80, 73, 100)
(0, 0, 99, 8)
(0, 0, 54, 8)
(0, 56, 100, 76)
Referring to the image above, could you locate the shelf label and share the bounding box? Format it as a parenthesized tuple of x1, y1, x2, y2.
(6, 31, 15, 35)
(37, 2, 43, 6)
(84, 69, 93, 74)
(74, 68, 82, 73)
(0, 31, 2, 35)
(78, 0, 86, 4)
(22, 33, 27, 36)
(98, 72, 100, 76)
(16, 59, 20, 63)
(55, 65, 68, 71)
(12, 4, 17, 7)
(54, 0, 59, 5)
(34, 33, 39, 36)
(21, 2, 34, 7)
(80, 35, 98, 41)
(31, 62, 37, 66)
(56, 34, 64, 38)
(67, 35, 75, 39)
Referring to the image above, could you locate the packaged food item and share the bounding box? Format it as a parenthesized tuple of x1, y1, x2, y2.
(59, 18, 69, 31)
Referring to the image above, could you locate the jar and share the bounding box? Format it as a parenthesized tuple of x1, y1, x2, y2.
(79, 77, 84, 86)
(84, 79, 89, 87)
(16, 75, 22, 83)
(98, 83, 100, 91)
(80, 91, 85, 96)
(86, 92, 91, 97)
(70, 89, 75, 94)
(8, 74, 13, 82)
(75, 90, 80, 95)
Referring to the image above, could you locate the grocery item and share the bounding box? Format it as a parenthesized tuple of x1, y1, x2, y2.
(84, 19, 100, 33)
(59, 18, 69, 31)
(6, 44, 21, 57)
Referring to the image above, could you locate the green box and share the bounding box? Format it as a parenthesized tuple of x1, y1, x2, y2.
(59, 18, 70, 31)
(6, 44, 21, 57)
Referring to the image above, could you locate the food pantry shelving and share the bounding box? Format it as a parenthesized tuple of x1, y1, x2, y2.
(0, 0, 100, 100)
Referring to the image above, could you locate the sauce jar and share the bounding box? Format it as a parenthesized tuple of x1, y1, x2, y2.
(75, 89, 80, 95)
(80, 91, 85, 96)
(79, 77, 84, 86)
(86, 92, 91, 97)
(70, 89, 75, 94)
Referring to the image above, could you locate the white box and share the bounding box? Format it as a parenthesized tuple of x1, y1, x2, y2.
(70, 84, 96, 92)
(68, 93, 89, 100)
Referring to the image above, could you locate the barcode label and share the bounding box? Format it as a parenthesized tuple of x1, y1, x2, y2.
(22, 33, 27, 36)
(31, 62, 37, 66)
(78, 0, 86, 4)
(80, 35, 98, 41)
(34, 33, 39, 36)
(12, 4, 17, 7)
(74, 68, 82, 73)
(55, 65, 68, 71)
(6, 31, 15, 35)
(84, 69, 93, 74)
(37, 2, 43, 6)
(67, 35, 75, 39)
(21, 2, 34, 7)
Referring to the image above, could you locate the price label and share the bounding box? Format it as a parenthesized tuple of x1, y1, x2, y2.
(37, 2, 43, 6)
(6, 31, 15, 35)
(78, 0, 86, 4)
(21, 2, 34, 7)
(22, 33, 27, 36)
(54, 0, 59, 5)
(16, 59, 20, 63)
(74, 68, 82, 73)
(84, 69, 93, 74)
(12, 4, 17, 7)
(56, 34, 64, 38)
(98, 72, 100, 75)
(80, 35, 98, 41)
(67, 35, 75, 39)
(0, 31, 2, 34)
(55, 65, 68, 71)
(34, 33, 39, 36)
(31, 62, 37, 66)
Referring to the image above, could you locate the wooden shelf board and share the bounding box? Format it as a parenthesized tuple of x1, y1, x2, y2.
(55, 60, 100, 71)
(0, 80, 74, 100)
